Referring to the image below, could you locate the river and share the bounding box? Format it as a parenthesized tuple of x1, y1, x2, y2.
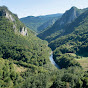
(49, 53, 60, 69)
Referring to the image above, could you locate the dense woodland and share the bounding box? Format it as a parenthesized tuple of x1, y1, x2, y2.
(0, 6, 88, 88)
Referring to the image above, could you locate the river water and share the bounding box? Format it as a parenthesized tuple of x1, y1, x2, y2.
(49, 54, 60, 69)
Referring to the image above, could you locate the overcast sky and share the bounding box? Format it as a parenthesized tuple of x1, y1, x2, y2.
(0, 0, 88, 18)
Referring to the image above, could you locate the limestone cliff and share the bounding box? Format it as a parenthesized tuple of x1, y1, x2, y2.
(20, 27, 28, 36)
(0, 6, 28, 36)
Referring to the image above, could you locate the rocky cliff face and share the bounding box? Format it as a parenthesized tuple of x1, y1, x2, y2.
(56, 7, 82, 26)
(0, 6, 28, 36)
(6, 11, 15, 22)
(0, 6, 15, 22)
(20, 27, 28, 36)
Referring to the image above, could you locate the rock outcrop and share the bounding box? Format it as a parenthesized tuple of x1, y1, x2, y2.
(6, 12, 15, 22)
(20, 27, 28, 36)
(56, 6, 82, 26)
(0, 6, 28, 36)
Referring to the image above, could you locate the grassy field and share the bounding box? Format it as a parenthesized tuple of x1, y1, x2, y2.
(66, 53, 88, 71)
(76, 57, 88, 71)
(14, 64, 27, 72)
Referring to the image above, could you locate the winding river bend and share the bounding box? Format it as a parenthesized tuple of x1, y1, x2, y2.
(49, 53, 60, 69)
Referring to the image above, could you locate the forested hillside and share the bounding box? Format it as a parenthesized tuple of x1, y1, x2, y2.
(0, 6, 53, 88)
(38, 7, 88, 88)
(49, 9, 88, 71)
(0, 6, 51, 66)
(38, 7, 88, 42)
(20, 13, 62, 33)
(0, 6, 88, 88)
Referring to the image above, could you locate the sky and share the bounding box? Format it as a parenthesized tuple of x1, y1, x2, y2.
(0, 0, 88, 18)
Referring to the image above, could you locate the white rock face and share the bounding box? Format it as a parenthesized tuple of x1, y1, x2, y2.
(13, 24, 17, 33)
(13, 25, 16, 29)
(20, 27, 28, 36)
(6, 12, 15, 22)
(5, 11, 28, 36)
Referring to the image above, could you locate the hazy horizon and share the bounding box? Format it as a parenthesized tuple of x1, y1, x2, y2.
(0, 0, 88, 18)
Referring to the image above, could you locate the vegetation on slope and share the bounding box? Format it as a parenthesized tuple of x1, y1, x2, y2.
(48, 9, 88, 73)
(0, 58, 23, 88)
(49, 9, 88, 50)
(20, 13, 62, 33)
(0, 6, 88, 88)
(51, 67, 88, 88)
(38, 7, 88, 42)
(0, 6, 52, 88)
(0, 6, 51, 67)
(49, 10, 88, 88)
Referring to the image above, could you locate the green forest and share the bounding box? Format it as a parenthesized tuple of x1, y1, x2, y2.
(0, 6, 88, 88)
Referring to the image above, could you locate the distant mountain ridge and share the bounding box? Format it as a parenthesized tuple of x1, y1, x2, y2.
(38, 6, 88, 42)
(56, 6, 87, 26)
(20, 13, 63, 33)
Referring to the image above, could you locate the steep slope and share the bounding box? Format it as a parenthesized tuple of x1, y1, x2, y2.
(49, 9, 88, 50)
(37, 18, 57, 32)
(20, 13, 62, 33)
(48, 9, 88, 70)
(0, 58, 23, 87)
(1, 6, 88, 88)
(0, 6, 50, 66)
(38, 7, 88, 42)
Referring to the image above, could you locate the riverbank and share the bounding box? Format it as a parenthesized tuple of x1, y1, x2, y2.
(49, 53, 60, 69)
